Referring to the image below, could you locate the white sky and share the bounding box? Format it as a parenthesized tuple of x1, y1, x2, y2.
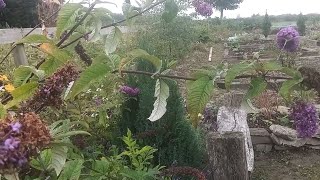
(70, 0, 320, 18)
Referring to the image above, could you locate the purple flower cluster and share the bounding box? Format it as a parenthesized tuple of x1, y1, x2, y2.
(192, 0, 213, 17)
(0, 0, 6, 10)
(276, 26, 300, 52)
(0, 122, 28, 170)
(120, 85, 140, 96)
(290, 101, 319, 138)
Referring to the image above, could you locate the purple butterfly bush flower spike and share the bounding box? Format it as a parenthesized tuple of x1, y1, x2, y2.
(0, 0, 6, 10)
(289, 101, 319, 138)
(276, 26, 300, 52)
(10, 122, 22, 133)
(120, 85, 140, 96)
(4, 138, 20, 150)
(192, 0, 213, 17)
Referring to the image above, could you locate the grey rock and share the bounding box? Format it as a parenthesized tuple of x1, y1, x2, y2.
(306, 138, 320, 146)
(250, 128, 270, 136)
(274, 145, 294, 151)
(254, 144, 273, 153)
(306, 145, 320, 150)
(251, 136, 273, 145)
(269, 125, 297, 141)
(270, 133, 306, 147)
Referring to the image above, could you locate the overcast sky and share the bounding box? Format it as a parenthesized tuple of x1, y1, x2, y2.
(70, 0, 320, 18)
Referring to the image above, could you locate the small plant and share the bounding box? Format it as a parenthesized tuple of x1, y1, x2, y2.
(262, 11, 272, 38)
(297, 13, 306, 36)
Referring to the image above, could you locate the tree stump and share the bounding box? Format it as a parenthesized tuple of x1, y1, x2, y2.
(206, 132, 248, 180)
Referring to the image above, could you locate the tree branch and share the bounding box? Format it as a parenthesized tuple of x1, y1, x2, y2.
(112, 70, 293, 81)
(56, 1, 97, 47)
(59, 0, 167, 49)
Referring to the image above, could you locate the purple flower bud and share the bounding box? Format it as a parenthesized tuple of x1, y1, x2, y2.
(276, 26, 300, 52)
(290, 101, 319, 138)
(120, 85, 140, 96)
(4, 138, 20, 150)
(10, 122, 22, 133)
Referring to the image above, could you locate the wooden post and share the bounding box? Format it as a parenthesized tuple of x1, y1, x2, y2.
(208, 47, 213, 62)
(12, 44, 28, 66)
(206, 132, 248, 180)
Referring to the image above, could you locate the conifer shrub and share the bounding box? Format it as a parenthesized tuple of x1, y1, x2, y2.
(116, 61, 206, 169)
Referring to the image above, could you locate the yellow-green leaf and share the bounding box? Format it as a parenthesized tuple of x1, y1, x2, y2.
(5, 82, 38, 109)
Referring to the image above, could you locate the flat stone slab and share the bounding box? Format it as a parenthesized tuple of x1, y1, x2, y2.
(250, 128, 270, 136)
(271, 133, 307, 147)
(252, 136, 273, 145)
(254, 144, 273, 153)
(270, 125, 297, 141)
(306, 138, 320, 146)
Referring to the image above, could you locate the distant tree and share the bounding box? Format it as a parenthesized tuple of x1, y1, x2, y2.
(262, 11, 272, 38)
(209, 0, 243, 19)
(0, 0, 39, 28)
(297, 13, 306, 36)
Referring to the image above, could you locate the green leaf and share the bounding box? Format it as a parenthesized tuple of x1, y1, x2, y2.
(56, 3, 83, 37)
(187, 76, 214, 126)
(191, 69, 214, 79)
(50, 145, 68, 176)
(4, 82, 38, 109)
(148, 79, 170, 122)
(58, 159, 84, 180)
(104, 26, 122, 54)
(126, 49, 162, 71)
(3, 173, 19, 180)
(89, 17, 102, 42)
(225, 62, 254, 90)
(280, 79, 303, 100)
(39, 57, 65, 77)
(13, 66, 45, 86)
(162, 0, 178, 23)
(39, 43, 72, 63)
(67, 63, 110, 99)
(0, 104, 6, 119)
(262, 61, 283, 71)
(15, 35, 53, 44)
(30, 149, 52, 171)
(245, 77, 267, 99)
(281, 67, 302, 79)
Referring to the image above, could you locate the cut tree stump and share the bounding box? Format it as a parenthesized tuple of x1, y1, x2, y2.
(206, 132, 248, 180)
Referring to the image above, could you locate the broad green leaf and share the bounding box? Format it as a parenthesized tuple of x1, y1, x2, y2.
(39, 57, 65, 77)
(280, 67, 302, 79)
(50, 145, 68, 176)
(225, 62, 254, 90)
(30, 149, 52, 171)
(4, 82, 38, 109)
(58, 159, 84, 180)
(280, 79, 303, 100)
(187, 76, 214, 126)
(13, 66, 45, 86)
(15, 34, 53, 44)
(89, 17, 102, 42)
(148, 79, 170, 122)
(67, 63, 111, 99)
(63, 32, 84, 51)
(0, 104, 6, 119)
(56, 3, 83, 37)
(262, 61, 283, 71)
(162, 0, 178, 23)
(191, 69, 214, 79)
(120, 49, 162, 72)
(245, 77, 267, 99)
(39, 43, 72, 63)
(104, 26, 122, 55)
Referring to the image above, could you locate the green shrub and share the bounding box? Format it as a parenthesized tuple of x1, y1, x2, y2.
(262, 11, 272, 38)
(297, 13, 306, 36)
